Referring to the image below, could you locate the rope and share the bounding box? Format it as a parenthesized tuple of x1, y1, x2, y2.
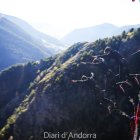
(119, 84, 125, 93)
(134, 76, 140, 86)
(133, 101, 140, 140)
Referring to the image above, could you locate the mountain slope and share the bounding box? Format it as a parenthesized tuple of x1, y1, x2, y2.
(0, 17, 50, 70)
(3, 13, 66, 51)
(0, 14, 65, 70)
(0, 29, 140, 140)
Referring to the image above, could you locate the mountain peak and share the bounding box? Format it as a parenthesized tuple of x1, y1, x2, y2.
(61, 23, 118, 45)
(0, 13, 4, 18)
(62, 23, 140, 45)
(99, 22, 118, 27)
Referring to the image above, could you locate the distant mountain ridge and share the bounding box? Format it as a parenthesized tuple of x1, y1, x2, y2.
(112, 24, 140, 36)
(62, 23, 140, 45)
(3, 14, 65, 48)
(0, 13, 65, 70)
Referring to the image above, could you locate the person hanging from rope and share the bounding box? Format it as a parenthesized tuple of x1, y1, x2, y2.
(115, 74, 140, 97)
(94, 46, 129, 80)
(81, 57, 114, 90)
(125, 74, 140, 97)
(100, 97, 117, 114)
(115, 80, 132, 93)
(129, 74, 140, 86)
(71, 72, 95, 83)
(71, 72, 100, 92)
(81, 57, 110, 75)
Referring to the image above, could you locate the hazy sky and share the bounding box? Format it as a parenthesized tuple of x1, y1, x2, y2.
(0, 0, 140, 38)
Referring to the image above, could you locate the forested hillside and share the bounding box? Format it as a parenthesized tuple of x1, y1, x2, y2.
(0, 28, 140, 140)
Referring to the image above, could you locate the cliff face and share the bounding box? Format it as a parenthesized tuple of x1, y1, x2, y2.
(0, 28, 140, 140)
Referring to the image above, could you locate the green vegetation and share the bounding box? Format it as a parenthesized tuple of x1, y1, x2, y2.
(0, 28, 140, 140)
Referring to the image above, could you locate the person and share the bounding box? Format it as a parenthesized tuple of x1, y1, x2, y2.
(129, 74, 140, 86)
(82, 57, 112, 75)
(71, 72, 95, 83)
(116, 80, 132, 93)
(100, 97, 117, 114)
(81, 57, 114, 90)
(71, 72, 100, 92)
(103, 47, 122, 62)
(95, 46, 129, 80)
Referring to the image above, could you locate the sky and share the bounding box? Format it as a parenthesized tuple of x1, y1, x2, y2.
(0, 0, 140, 38)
